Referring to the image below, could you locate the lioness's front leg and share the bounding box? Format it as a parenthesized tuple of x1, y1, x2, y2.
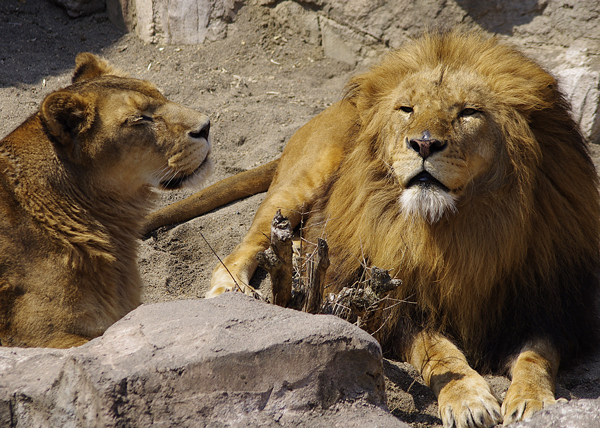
(408, 331, 502, 428)
(43, 333, 90, 348)
(501, 339, 560, 425)
(207, 100, 357, 298)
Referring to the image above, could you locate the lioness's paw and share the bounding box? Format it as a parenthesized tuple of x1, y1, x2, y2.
(205, 284, 232, 298)
(501, 382, 558, 425)
(438, 372, 502, 428)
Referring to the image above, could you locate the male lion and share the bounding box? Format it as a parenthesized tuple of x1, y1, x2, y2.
(0, 53, 212, 348)
(201, 31, 600, 427)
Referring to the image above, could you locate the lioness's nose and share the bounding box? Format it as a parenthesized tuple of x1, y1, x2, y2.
(189, 119, 210, 141)
(409, 137, 446, 159)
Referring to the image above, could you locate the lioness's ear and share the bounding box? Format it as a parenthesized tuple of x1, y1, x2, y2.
(72, 52, 127, 83)
(41, 91, 96, 160)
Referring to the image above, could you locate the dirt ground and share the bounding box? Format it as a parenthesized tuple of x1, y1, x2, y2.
(1, 1, 599, 427)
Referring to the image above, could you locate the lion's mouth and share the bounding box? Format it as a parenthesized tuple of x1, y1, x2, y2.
(160, 156, 212, 190)
(407, 171, 449, 192)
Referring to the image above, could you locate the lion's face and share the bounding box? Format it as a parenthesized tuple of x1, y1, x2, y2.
(377, 69, 501, 223)
(41, 54, 213, 197)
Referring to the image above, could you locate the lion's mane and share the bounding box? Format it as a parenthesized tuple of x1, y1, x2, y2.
(307, 31, 600, 370)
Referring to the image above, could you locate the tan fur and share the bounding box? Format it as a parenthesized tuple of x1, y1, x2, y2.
(208, 99, 356, 297)
(141, 159, 278, 235)
(501, 339, 560, 424)
(0, 53, 212, 348)
(207, 30, 600, 427)
(408, 332, 502, 427)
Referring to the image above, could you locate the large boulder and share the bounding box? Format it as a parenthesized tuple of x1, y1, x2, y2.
(0, 293, 407, 427)
(513, 398, 600, 428)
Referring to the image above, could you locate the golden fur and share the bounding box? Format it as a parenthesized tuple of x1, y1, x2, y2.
(0, 53, 212, 348)
(208, 31, 600, 427)
(141, 159, 278, 235)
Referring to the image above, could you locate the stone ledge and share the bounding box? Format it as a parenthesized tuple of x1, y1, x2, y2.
(0, 293, 408, 427)
(513, 398, 600, 428)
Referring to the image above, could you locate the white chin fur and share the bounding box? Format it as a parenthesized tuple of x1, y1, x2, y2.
(400, 186, 457, 223)
(182, 156, 214, 189)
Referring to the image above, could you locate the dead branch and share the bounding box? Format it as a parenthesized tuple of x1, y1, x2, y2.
(370, 267, 402, 297)
(303, 238, 329, 313)
(257, 211, 404, 333)
(256, 209, 293, 306)
(321, 267, 401, 330)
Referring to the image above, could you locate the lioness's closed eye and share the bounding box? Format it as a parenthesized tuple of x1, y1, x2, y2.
(0, 53, 212, 348)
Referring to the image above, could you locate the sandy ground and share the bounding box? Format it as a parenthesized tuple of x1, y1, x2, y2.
(1, 2, 599, 426)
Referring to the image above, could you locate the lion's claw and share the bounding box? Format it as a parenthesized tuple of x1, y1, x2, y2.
(437, 373, 502, 428)
(441, 397, 502, 428)
(501, 393, 557, 425)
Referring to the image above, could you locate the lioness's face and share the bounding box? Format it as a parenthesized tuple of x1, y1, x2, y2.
(44, 76, 213, 196)
(381, 69, 500, 223)
(91, 79, 213, 192)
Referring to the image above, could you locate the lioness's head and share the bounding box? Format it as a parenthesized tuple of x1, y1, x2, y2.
(40, 53, 213, 197)
(348, 30, 556, 223)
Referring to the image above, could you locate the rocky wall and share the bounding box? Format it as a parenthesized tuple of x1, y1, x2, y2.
(101, 0, 600, 143)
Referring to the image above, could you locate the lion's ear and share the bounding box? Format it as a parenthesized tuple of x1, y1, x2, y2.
(345, 75, 377, 125)
(40, 91, 96, 160)
(72, 53, 127, 84)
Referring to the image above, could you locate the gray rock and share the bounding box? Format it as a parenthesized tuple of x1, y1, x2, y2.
(48, 0, 105, 17)
(512, 398, 600, 428)
(553, 43, 600, 146)
(106, 0, 244, 44)
(319, 17, 360, 66)
(270, 1, 321, 45)
(0, 293, 408, 428)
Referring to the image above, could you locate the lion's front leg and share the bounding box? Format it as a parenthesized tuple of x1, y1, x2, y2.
(207, 101, 355, 299)
(408, 331, 502, 428)
(208, 229, 271, 298)
(501, 339, 560, 425)
(207, 194, 304, 298)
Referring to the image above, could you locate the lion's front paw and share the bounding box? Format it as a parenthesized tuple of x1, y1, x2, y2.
(206, 283, 260, 299)
(437, 371, 502, 428)
(501, 381, 557, 425)
(207, 266, 260, 299)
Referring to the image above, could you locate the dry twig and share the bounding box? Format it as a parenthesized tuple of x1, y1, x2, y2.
(303, 238, 329, 313)
(259, 211, 403, 333)
(256, 210, 293, 306)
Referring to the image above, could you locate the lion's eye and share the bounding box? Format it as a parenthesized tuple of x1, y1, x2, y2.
(398, 106, 413, 113)
(459, 108, 479, 117)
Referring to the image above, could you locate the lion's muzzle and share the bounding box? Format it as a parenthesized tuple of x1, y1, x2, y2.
(407, 170, 449, 192)
(160, 111, 213, 190)
(408, 135, 447, 159)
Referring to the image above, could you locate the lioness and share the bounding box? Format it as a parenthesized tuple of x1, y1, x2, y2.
(0, 53, 212, 348)
(191, 31, 599, 427)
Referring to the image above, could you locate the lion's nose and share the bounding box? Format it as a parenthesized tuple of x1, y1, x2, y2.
(189, 120, 210, 141)
(408, 136, 446, 159)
